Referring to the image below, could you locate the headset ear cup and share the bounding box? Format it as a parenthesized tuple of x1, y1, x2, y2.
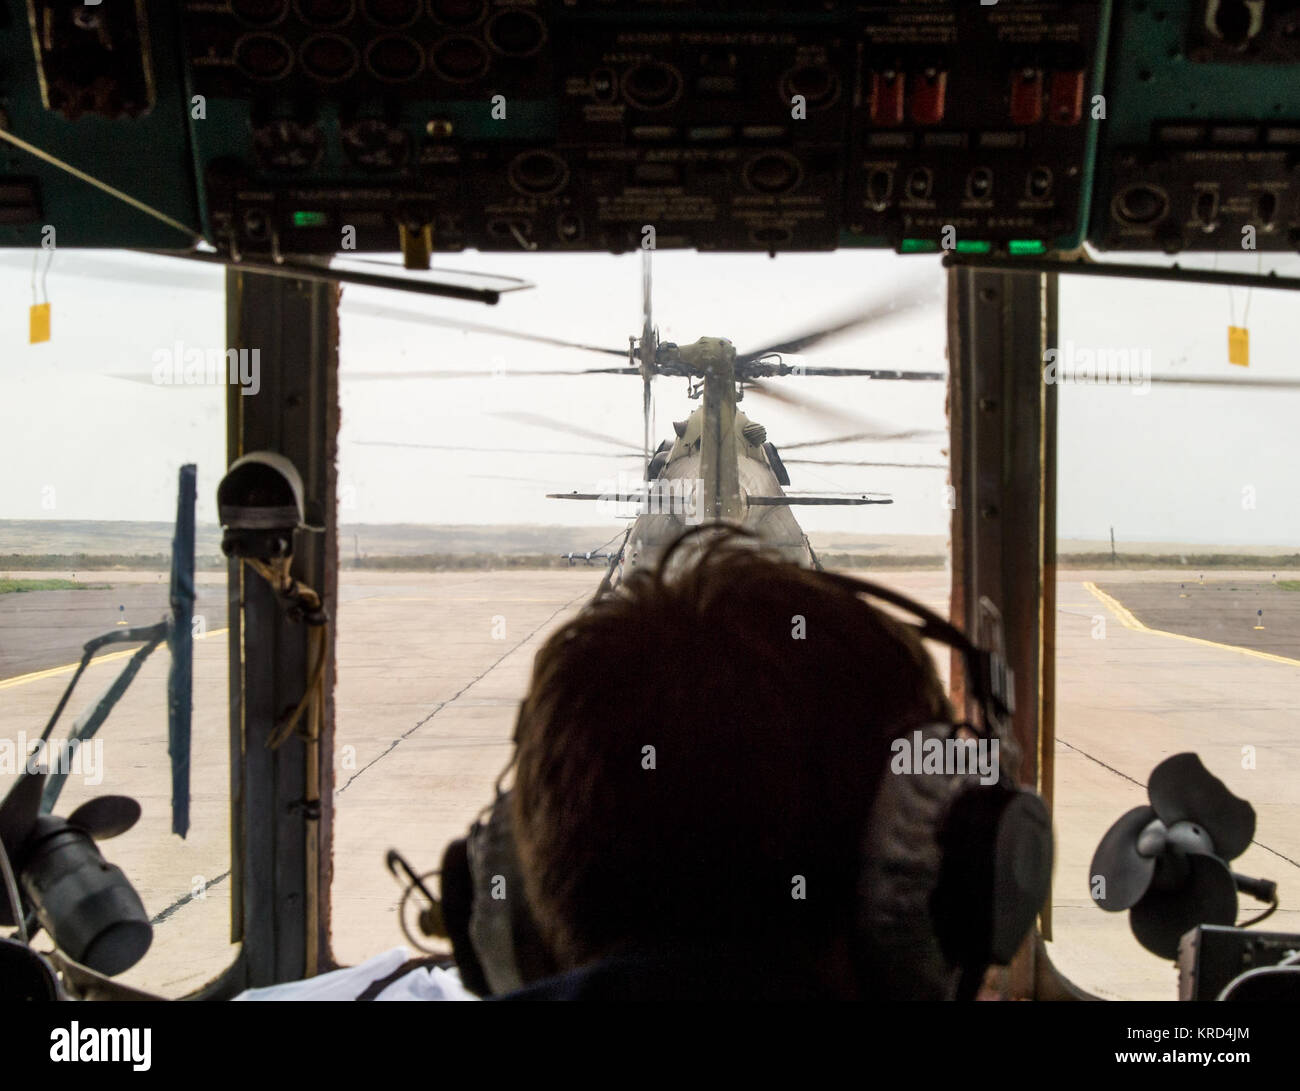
(931, 786, 1053, 972)
(990, 792, 1053, 964)
(465, 791, 557, 994)
(439, 837, 490, 997)
(855, 736, 965, 1000)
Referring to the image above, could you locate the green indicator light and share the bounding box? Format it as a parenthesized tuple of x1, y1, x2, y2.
(1008, 239, 1046, 255)
(292, 211, 328, 228)
(900, 238, 939, 253)
(955, 240, 991, 254)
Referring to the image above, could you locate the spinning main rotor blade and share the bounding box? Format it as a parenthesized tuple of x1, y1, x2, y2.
(342, 367, 639, 379)
(641, 248, 655, 471)
(492, 410, 643, 454)
(785, 458, 947, 469)
(781, 428, 944, 449)
(784, 489, 892, 498)
(643, 375, 653, 470)
(736, 281, 936, 364)
(784, 366, 945, 380)
(1060, 373, 1300, 390)
(746, 380, 943, 440)
(749, 495, 893, 506)
(343, 301, 628, 358)
(468, 473, 583, 486)
(641, 247, 654, 356)
(355, 440, 640, 458)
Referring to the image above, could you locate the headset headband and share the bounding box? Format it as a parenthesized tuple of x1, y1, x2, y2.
(814, 570, 1016, 743)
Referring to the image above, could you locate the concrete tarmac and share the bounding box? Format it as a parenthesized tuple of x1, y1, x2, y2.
(0, 574, 229, 678)
(1096, 578, 1300, 660)
(1, 567, 1297, 1000)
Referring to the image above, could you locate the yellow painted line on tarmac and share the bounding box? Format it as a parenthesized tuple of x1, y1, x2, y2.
(0, 628, 230, 691)
(1083, 582, 1146, 631)
(1082, 582, 1300, 668)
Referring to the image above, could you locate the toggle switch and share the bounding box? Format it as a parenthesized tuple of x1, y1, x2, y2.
(870, 70, 905, 127)
(911, 68, 947, 125)
(1009, 68, 1043, 126)
(1048, 69, 1085, 126)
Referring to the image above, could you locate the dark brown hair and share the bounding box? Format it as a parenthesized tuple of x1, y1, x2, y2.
(511, 530, 951, 970)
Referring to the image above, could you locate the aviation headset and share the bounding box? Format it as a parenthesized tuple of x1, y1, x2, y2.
(438, 571, 1052, 1001)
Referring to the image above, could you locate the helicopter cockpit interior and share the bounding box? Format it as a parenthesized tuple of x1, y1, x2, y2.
(2, 0, 1299, 1045)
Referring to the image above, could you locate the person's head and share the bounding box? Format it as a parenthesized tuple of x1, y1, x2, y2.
(510, 528, 967, 997)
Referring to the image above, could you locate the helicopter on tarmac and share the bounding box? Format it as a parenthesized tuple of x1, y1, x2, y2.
(355, 250, 949, 585)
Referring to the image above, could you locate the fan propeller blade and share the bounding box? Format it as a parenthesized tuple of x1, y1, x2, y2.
(0, 769, 46, 852)
(1089, 805, 1160, 912)
(737, 281, 936, 364)
(1129, 852, 1238, 960)
(1087, 753, 1269, 961)
(1149, 753, 1255, 861)
(67, 796, 142, 840)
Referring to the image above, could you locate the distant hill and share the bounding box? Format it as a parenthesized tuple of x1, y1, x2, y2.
(0, 519, 224, 556)
(0, 519, 949, 558)
(0, 521, 1294, 571)
(0, 520, 618, 557)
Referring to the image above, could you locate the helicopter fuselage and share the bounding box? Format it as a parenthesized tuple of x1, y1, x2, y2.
(621, 336, 813, 574)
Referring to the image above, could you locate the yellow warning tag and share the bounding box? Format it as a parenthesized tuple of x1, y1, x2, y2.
(29, 302, 50, 344)
(1228, 325, 1249, 367)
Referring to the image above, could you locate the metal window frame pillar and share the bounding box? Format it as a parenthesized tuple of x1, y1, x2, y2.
(198, 269, 339, 996)
(947, 265, 1063, 999)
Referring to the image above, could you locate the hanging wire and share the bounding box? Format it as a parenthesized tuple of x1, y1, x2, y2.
(1215, 251, 1237, 326)
(1242, 251, 1263, 327)
(30, 246, 53, 308)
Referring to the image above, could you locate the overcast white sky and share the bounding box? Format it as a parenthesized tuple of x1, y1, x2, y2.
(1, 246, 1297, 547)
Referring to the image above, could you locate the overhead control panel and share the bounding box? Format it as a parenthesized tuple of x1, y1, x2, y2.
(0, 2, 1298, 256)
(185, 0, 1112, 260)
(1089, 0, 1300, 253)
(845, 1, 1107, 257)
(0, 1, 200, 248)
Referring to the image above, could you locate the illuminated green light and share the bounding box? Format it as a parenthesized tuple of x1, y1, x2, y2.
(900, 238, 939, 253)
(955, 239, 991, 254)
(292, 211, 328, 228)
(1008, 239, 1046, 255)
